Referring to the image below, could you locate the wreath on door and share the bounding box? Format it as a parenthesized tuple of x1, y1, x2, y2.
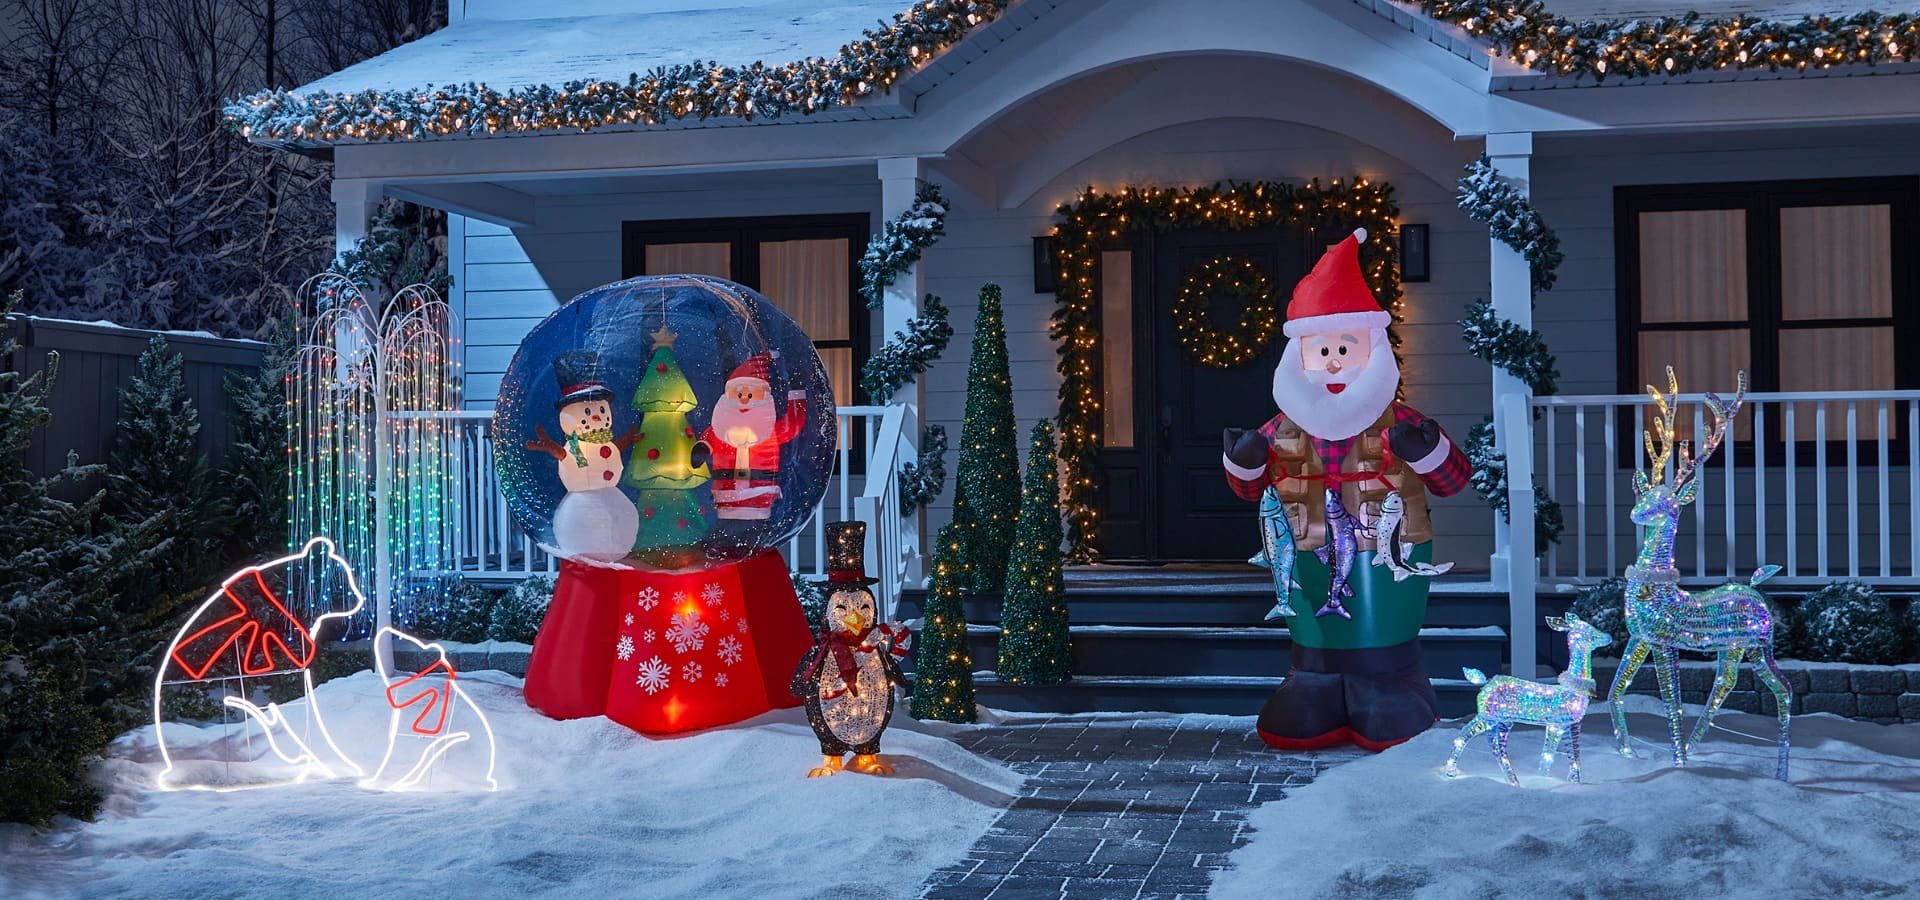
(1172, 255, 1279, 368)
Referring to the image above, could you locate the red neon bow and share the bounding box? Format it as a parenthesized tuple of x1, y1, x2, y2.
(171, 571, 317, 680)
(385, 659, 457, 736)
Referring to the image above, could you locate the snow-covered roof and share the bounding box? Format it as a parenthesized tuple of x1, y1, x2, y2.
(298, 1, 912, 96)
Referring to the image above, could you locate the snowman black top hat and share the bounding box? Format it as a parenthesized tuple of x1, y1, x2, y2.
(819, 521, 879, 588)
(552, 349, 614, 408)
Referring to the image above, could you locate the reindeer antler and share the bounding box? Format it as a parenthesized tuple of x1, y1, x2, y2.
(1675, 370, 1747, 488)
(1636, 367, 1682, 493)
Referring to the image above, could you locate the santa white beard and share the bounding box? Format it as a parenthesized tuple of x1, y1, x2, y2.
(712, 397, 777, 447)
(1270, 330, 1399, 440)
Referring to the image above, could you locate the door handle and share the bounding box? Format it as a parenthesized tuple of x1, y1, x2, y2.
(1160, 406, 1173, 447)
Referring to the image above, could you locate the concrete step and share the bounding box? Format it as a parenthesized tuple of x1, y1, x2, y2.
(897, 584, 1517, 630)
(948, 624, 1507, 680)
(966, 672, 1481, 718)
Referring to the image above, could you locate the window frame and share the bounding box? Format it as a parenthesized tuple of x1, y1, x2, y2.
(1615, 176, 1920, 463)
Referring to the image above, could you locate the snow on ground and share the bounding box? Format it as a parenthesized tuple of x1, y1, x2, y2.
(0, 670, 1023, 900)
(1216, 695, 1920, 899)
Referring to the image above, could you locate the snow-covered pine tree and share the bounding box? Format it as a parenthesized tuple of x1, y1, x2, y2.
(220, 319, 295, 560)
(108, 336, 226, 591)
(490, 574, 556, 643)
(909, 523, 976, 723)
(951, 283, 1020, 592)
(996, 419, 1071, 685)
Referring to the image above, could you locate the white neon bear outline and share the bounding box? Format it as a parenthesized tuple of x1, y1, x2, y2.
(363, 627, 500, 792)
(153, 537, 367, 790)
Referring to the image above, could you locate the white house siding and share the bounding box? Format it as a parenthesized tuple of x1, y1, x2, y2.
(917, 114, 1499, 567)
(1528, 124, 1920, 583)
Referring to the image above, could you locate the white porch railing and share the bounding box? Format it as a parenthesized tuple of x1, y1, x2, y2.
(424, 406, 915, 610)
(1529, 390, 1920, 586)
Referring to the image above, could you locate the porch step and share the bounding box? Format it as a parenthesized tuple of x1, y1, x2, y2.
(896, 579, 1514, 629)
(966, 673, 1482, 718)
(950, 624, 1507, 681)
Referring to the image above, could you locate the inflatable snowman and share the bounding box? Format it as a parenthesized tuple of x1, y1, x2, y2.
(525, 349, 641, 562)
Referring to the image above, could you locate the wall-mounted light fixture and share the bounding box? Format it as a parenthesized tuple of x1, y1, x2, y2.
(1399, 224, 1430, 283)
(1032, 235, 1059, 293)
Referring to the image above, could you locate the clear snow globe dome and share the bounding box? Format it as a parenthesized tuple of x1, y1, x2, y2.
(495, 274, 836, 572)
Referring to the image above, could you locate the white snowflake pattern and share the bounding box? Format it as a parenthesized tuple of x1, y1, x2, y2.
(737, 618, 749, 633)
(701, 582, 725, 607)
(636, 587, 660, 611)
(636, 657, 670, 694)
(715, 672, 729, 688)
(624, 612, 635, 626)
(716, 635, 743, 666)
(719, 609, 731, 622)
(681, 661, 703, 683)
(615, 635, 635, 661)
(642, 629, 656, 643)
(671, 590, 692, 610)
(666, 611, 709, 654)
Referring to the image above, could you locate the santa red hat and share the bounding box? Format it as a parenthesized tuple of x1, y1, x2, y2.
(1283, 227, 1390, 339)
(726, 352, 774, 387)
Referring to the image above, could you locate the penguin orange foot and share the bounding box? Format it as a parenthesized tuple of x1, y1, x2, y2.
(807, 755, 845, 778)
(848, 754, 893, 775)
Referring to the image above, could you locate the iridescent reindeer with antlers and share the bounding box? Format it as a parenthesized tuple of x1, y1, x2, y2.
(1606, 368, 1792, 781)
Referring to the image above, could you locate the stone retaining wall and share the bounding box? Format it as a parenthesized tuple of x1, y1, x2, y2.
(1593, 659, 1920, 724)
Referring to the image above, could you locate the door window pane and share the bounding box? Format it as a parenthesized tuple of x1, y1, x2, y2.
(1638, 329, 1754, 442)
(1100, 250, 1135, 448)
(644, 242, 732, 278)
(1781, 204, 1892, 320)
(1638, 210, 1746, 323)
(759, 239, 851, 341)
(1780, 326, 1897, 440)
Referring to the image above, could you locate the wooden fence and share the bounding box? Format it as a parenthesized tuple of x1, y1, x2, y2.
(3, 316, 267, 494)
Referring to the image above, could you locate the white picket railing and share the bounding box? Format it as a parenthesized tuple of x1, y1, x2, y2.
(1529, 389, 1920, 586)
(418, 406, 914, 607)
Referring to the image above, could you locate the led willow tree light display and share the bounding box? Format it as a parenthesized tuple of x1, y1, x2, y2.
(290, 273, 462, 660)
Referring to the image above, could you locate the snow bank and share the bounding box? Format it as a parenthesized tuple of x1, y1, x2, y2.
(1216, 696, 1920, 898)
(0, 670, 1022, 900)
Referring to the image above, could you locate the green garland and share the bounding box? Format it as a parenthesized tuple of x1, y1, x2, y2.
(225, 1, 1008, 143)
(1460, 299, 1558, 396)
(1050, 179, 1402, 561)
(861, 293, 954, 404)
(1418, 1, 1920, 79)
(899, 424, 948, 514)
(1466, 418, 1565, 548)
(860, 183, 948, 309)
(1172, 256, 1279, 369)
(1458, 154, 1561, 297)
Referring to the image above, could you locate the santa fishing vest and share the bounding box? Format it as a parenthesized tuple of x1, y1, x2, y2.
(1269, 408, 1433, 552)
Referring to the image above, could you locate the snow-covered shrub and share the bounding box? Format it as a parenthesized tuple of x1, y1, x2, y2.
(1797, 581, 1903, 665)
(489, 575, 554, 643)
(0, 652, 108, 825)
(793, 573, 827, 636)
(413, 581, 496, 643)
(1567, 577, 1630, 651)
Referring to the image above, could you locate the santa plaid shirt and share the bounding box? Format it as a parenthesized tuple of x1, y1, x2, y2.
(1225, 401, 1472, 501)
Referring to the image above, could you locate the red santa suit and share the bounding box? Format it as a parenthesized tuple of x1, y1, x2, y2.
(701, 354, 808, 520)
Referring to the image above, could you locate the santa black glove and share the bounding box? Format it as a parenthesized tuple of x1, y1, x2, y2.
(1388, 419, 1442, 467)
(689, 441, 713, 469)
(1223, 427, 1270, 470)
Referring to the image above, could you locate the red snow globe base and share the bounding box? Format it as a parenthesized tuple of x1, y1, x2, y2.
(524, 550, 812, 734)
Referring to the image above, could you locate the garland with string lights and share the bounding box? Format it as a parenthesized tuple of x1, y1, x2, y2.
(224, 0, 1009, 143)
(1172, 256, 1280, 369)
(1048, 179, 1402, 560)
(860, 183, 949, 308)
(1417, 1, 1920, 79)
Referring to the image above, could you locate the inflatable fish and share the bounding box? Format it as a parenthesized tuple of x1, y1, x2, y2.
(1368, 491, 1454, 582)
(1251, 486, 1300, 620)
(1314, 489, 1357, 619)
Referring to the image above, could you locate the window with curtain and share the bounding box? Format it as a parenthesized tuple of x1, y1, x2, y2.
(623, 215, 869, 411)
(1618, 178, 1917, 449)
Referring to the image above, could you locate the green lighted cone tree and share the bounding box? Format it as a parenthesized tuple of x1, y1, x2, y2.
(951, 283, 1020, 591)
(622, 325, 710, 567)
(910, 523, 976, 723)
(997, 419, 1071, 685)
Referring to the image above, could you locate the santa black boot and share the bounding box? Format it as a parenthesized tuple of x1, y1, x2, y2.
(1255, 651, 1351, 751)
(1340, 638, 1439, 751)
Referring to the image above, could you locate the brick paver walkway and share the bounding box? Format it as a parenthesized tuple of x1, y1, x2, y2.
(919, 717, 1362, 899)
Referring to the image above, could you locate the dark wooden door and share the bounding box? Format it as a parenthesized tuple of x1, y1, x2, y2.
(1146, 227, 1307, 560)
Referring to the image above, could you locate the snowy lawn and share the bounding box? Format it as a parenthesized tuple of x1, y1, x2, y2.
(1216, 695, 1920, 899)
(0, 670, 1023, 900)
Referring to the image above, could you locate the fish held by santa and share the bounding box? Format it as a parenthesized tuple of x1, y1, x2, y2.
(1368, 491, 1455, 582)
(1250, 486, 1300, 621)
(1314, 489, 1357, 619)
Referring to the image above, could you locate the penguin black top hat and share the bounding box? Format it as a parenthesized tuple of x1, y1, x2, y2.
(820, 521, 879, 588)
(552, 349, 615, 408)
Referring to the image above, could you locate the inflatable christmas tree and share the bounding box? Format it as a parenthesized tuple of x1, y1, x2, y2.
(623, 324, 710, 567)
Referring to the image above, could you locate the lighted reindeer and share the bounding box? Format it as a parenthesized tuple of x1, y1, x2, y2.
(1606, 368, 1792, 781)
(1444, 614, 1613, 785)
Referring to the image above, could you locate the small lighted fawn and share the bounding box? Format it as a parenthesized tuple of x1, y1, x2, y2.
(1606, 368, 1792, 781)
(1444, 614, 1612, 785)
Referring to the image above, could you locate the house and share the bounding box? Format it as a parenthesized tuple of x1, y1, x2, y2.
(236, 0, 1920, 687)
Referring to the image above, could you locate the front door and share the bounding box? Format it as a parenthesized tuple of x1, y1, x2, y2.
(1143, 226, 1307, 560)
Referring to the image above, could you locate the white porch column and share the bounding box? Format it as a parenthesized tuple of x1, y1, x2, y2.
(332, 178, 383, 261)
(878, 156, 927, 582)
(1487, 132, 1537, 677)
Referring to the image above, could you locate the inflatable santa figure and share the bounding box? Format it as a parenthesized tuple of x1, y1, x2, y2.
(697, 354, 807, 551)
(1222, 227, 1472, 752)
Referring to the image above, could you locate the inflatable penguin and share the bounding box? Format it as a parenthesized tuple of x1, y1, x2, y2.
(791, 522, 912, 777)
